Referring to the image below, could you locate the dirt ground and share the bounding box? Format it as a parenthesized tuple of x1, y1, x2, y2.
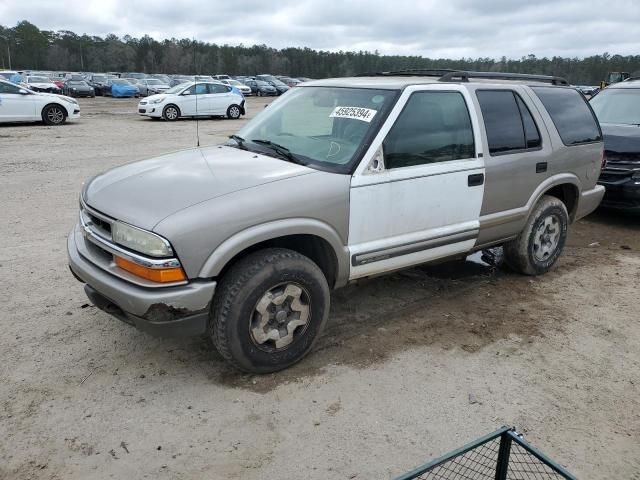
(1, 96, 639, 480)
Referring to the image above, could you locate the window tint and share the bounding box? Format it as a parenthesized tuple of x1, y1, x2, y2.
(185, 84, 208, 95)
(477, 90, 527, 154)
(209, 84, 230, 94)
(0, 82, 20, 94)
(383, 91, 475, 169)
(532, 87, 601, 145)
(515, 96, 541, 148)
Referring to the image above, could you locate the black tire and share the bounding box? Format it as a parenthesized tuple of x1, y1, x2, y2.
(504, 195, 569, 275)
(227, 104, 242, 119)
(42, 104, 67, 126)
(210, 248, 330, 373)
(162, 104, 180, 121)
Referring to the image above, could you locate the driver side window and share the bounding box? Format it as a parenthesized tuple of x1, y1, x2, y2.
(0, 82, 21, 94)
(383, 91, 475, 169)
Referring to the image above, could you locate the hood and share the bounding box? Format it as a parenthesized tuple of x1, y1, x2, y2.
(34, 91, 76, 103)
(84, 145, 316, 231)
(601, 123, 640, 154)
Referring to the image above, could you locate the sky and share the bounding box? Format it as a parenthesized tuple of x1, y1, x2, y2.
(1, 0, 640, 59)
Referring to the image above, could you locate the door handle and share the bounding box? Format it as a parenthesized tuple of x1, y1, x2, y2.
(468, 173, 484, 187)
(536, 162, 548, 173)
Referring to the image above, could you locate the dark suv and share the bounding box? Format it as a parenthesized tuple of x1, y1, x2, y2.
(590, 80, 640, 210)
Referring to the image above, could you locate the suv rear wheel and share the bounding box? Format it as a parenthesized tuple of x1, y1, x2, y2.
(504, 195, 568, 275)
(210, 248, 330, 373)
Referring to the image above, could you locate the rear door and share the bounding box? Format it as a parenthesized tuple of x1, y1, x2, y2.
(471, 87, 552, 245)
(208, 84, 234, 114)
(348, 84, 485, 279)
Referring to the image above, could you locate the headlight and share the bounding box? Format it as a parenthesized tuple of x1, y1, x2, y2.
(112, 221, 173, 257)
(150, 96, 166, 104)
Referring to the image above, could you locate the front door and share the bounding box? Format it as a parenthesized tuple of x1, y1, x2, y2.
(181, 83, 209, 116)
(0, 82, 35, 121)
(348, 85, 485, 279)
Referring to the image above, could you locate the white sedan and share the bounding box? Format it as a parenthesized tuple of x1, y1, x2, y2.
(0, 79, 80, 125)
(137, 81, 246, 121)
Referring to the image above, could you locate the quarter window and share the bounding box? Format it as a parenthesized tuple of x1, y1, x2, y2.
(383, 91, 475, 169)
(477, 90, 541, 155)
(531, 87, 601, 145)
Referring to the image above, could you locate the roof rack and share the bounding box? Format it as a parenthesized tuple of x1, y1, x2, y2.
(356, 68, 459, 77)
(438, 71, 569, 86)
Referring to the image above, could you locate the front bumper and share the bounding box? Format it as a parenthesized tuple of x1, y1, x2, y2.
(598, 176, 640, 210)
(138, 102, 162, 117)
(67, 224, 216, 336)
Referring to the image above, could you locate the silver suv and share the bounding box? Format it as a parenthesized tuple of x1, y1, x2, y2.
(68, 70, 605, 372)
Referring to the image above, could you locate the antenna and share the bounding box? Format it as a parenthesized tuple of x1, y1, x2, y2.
(193, 38, 200, 147)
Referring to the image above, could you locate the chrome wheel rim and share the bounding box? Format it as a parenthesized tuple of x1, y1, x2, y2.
(47, 107, 64, 124)
(230, 106, 240, 118)
(250, 283, 311, 351)
(533, 214, 561, 262)
(165, 107, 178, 120)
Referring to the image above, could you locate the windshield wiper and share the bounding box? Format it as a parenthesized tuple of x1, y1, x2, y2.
(250, 139, 306, 165)
(228, 134, 248, 149)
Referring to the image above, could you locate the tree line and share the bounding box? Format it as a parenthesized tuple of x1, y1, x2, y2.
(2, 20, 640, 85)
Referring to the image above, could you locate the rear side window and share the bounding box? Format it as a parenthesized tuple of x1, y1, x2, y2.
(477, 90, 541, 155)
(531, 87, 601, 145)
(383, 91, 475, 169)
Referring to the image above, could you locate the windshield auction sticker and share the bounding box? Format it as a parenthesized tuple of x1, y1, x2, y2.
(330, 106, 378, 123)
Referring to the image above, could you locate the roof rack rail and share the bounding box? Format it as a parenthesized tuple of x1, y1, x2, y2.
(438, 71, 569, 86)
(356, 68, 459, 77)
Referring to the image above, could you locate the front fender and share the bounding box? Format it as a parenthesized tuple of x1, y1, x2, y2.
(198, 218, 350, 287)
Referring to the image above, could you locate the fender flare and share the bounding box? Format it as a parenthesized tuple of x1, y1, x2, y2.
(198, 218, 350, 286)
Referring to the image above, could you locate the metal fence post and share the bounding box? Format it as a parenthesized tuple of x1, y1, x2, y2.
(494, 431, 512, 480)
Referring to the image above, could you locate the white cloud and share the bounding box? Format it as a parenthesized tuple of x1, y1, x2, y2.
(1, 0, 640, 58)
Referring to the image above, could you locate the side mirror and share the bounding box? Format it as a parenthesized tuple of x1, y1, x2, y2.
(18, 89, 29, 95)
(182, 91, 191, 96)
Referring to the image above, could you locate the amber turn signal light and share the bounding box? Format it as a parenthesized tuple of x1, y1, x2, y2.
(115, 256, 186, 283)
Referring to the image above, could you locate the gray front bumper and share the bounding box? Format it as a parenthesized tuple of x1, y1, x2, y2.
(67, 225, 216, 336)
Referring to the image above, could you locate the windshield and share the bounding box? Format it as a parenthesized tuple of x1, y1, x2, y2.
(69, 81, 87, 86)
(146, 79, 163, 85)
(227, 80, 241, 86)
(113, 79, 132, 85)
(92, 75, 106, 82)
(28, 77, 50, 83)
(590, 88, 640, 125)
(255, 80, 270, 87)
(233, 86, 397, 173)
(165, 84, 188, 94)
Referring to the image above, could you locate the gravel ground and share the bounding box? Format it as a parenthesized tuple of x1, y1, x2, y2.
(1, 96, 639, 480)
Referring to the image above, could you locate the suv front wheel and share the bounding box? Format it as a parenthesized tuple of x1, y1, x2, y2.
(504, 195, 569, 275)
(210, 248, 330, 373)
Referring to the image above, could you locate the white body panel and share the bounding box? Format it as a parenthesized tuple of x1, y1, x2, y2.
(348, 84, 485, 280)
(0, 81, 80, 123)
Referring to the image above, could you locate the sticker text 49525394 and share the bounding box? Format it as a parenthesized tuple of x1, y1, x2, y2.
(330, 106, 378, 123)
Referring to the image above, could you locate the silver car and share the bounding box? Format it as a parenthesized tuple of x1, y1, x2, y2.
(136, 78, 170, 97)
(68, 71, 605, 373)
